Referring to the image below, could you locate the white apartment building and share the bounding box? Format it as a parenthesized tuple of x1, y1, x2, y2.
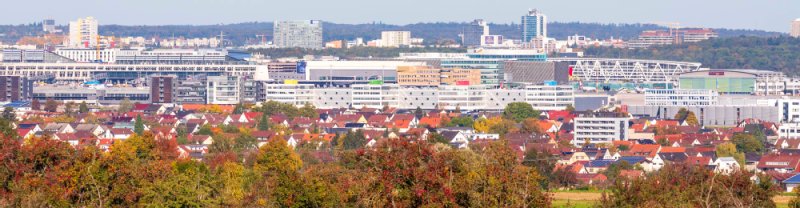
(69, 17, 99, 48)
(572, 112, 630, 147)
(792, 19, 800, 38)
(380, 31, 412, 47)
(207, 76, 241, 104)
(644, 89, 719, 106)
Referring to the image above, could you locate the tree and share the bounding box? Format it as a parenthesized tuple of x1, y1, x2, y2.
(684, 111, 700, 126)
(790, 186, 800, 208)
(427, 132, 449, 144)
(474, 117, 501, 133)
(674, 108, 689, 120)
(139, 161, 215, 206)
(232, 103, 245, 114)
(342, 130, 367, 150)
(503, 102, 540, 122)
(64, 102, 75, 115)
(118, 97, 133, 112)
(299, 103, 319, 119)
(1, 107, 14, 121)
(448, 116, 474, 127)
(31, 99, 40, 111)
(732, 133, 765, 154)
(134, 115, 145, 135)
(565, 104, 576, 112)
(196, 124, 214, 136)
(79, 101, 90, 113)
(257, 112, 270, 131)
(414, 106, 424, 119)
(599, 163, 777, 208)
(489, 119, 518, 136)
(716, 142, 745, 165)
(44, 99, 58, 112)
(520, 118, 543, 134)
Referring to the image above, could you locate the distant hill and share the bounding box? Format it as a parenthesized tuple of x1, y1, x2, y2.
(0, 21, 785, 46)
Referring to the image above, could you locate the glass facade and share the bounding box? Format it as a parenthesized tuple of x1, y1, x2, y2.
(679, 77, 755, 94)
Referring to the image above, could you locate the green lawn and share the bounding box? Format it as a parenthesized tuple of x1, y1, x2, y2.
(552, 199, 594, 208)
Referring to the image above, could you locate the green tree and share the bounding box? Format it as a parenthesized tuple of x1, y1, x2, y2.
(139, 161, 215, 206)
(79, 101, 90, 113)
(233, 103, 245, 114)
(489, 119, 517, 136)
(257, 112, 270, 131)
(342, 130, 367, 150)
(1, 107, 14, 121)
(503, 102, 540, 122)
(716, 142, 745, 165)
(299, 102, 319, 118)
(196, 124, 214, 136)
(118, 97, 133, 112)
(414, 106, 424, 119)
(64, 101, 75, 115)
(674, 108, 689, 120)
(44, 98, 58, 112)
(134, 115, 145, 135)
(427, 132, 449, 144)
(732, 133, 765, 154)
(448, 116, 474, 127)
(789, 186, 800, 208)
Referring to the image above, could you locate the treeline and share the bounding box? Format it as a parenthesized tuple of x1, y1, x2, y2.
(583, 36, 800, 75)
(0, 21, 783, 46)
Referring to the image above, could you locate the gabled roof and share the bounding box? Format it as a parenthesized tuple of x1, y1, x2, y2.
(783, 173, 800, 184)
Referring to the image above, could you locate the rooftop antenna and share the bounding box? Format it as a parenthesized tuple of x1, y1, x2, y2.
(217, 31, 226, 48)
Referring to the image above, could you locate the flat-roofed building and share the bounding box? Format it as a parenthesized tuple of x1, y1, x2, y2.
(573, 111, 630, 147)
(207, 76, 242, 105)
(644, 89, 719, 106)
(397, 66, 441, 86)
(0, 76, 32, 102)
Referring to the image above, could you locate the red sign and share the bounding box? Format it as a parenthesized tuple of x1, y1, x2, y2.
(456, 80, 470, 86)
(568, 66, 574, 76)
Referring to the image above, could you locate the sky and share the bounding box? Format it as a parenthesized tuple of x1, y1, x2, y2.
(3, 0, 798, 32)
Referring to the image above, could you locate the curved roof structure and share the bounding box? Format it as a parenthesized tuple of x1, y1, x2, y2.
(550, 58, 702, 83)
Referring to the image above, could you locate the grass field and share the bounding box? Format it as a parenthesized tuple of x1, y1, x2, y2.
(550, 190, 793, 207)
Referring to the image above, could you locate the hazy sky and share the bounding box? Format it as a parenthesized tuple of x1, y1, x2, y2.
(3, 0, 798, 32)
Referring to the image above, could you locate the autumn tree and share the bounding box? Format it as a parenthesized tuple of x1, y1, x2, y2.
(139, 160, 215, 206)
(599, 164, 777, 207)
(520, 118, 543, 134)
(299, 102, 318, 119)
(118, 97, 133, 112)
(44, 99, 58, 112)
(716, 142, 745, 165)
(31, 99, 40, 111)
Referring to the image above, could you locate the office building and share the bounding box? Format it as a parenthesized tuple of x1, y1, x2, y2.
(55, 48, 116, 63)
(462, 19, 489, 47)
(628, 105, 779, 127)
(380, 31, 412, 47)
(69, 17, 99, 48)
(503, 61, 569, 84)
(273, 20, 323, 49)
(792, 19, 800, 38)
(207, 76, 242, 104)
(682, 28, 719, 43)
(396, 66, 481, 86)
(305, 61, 426, 82)
(150, 76, 175, 104)
(0, 76, 32, 102)
(524, 84, 574, 111)
(175, 75, 208, 104)
(777, 99, 800, 123)
(644, 89, 719, 106)
(572, 111, 630, 146)
(42, 19, 56, 33)
(521, 9, 547, 43)
(33, 86, 150, 105)
(481, 35, 504, 47)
